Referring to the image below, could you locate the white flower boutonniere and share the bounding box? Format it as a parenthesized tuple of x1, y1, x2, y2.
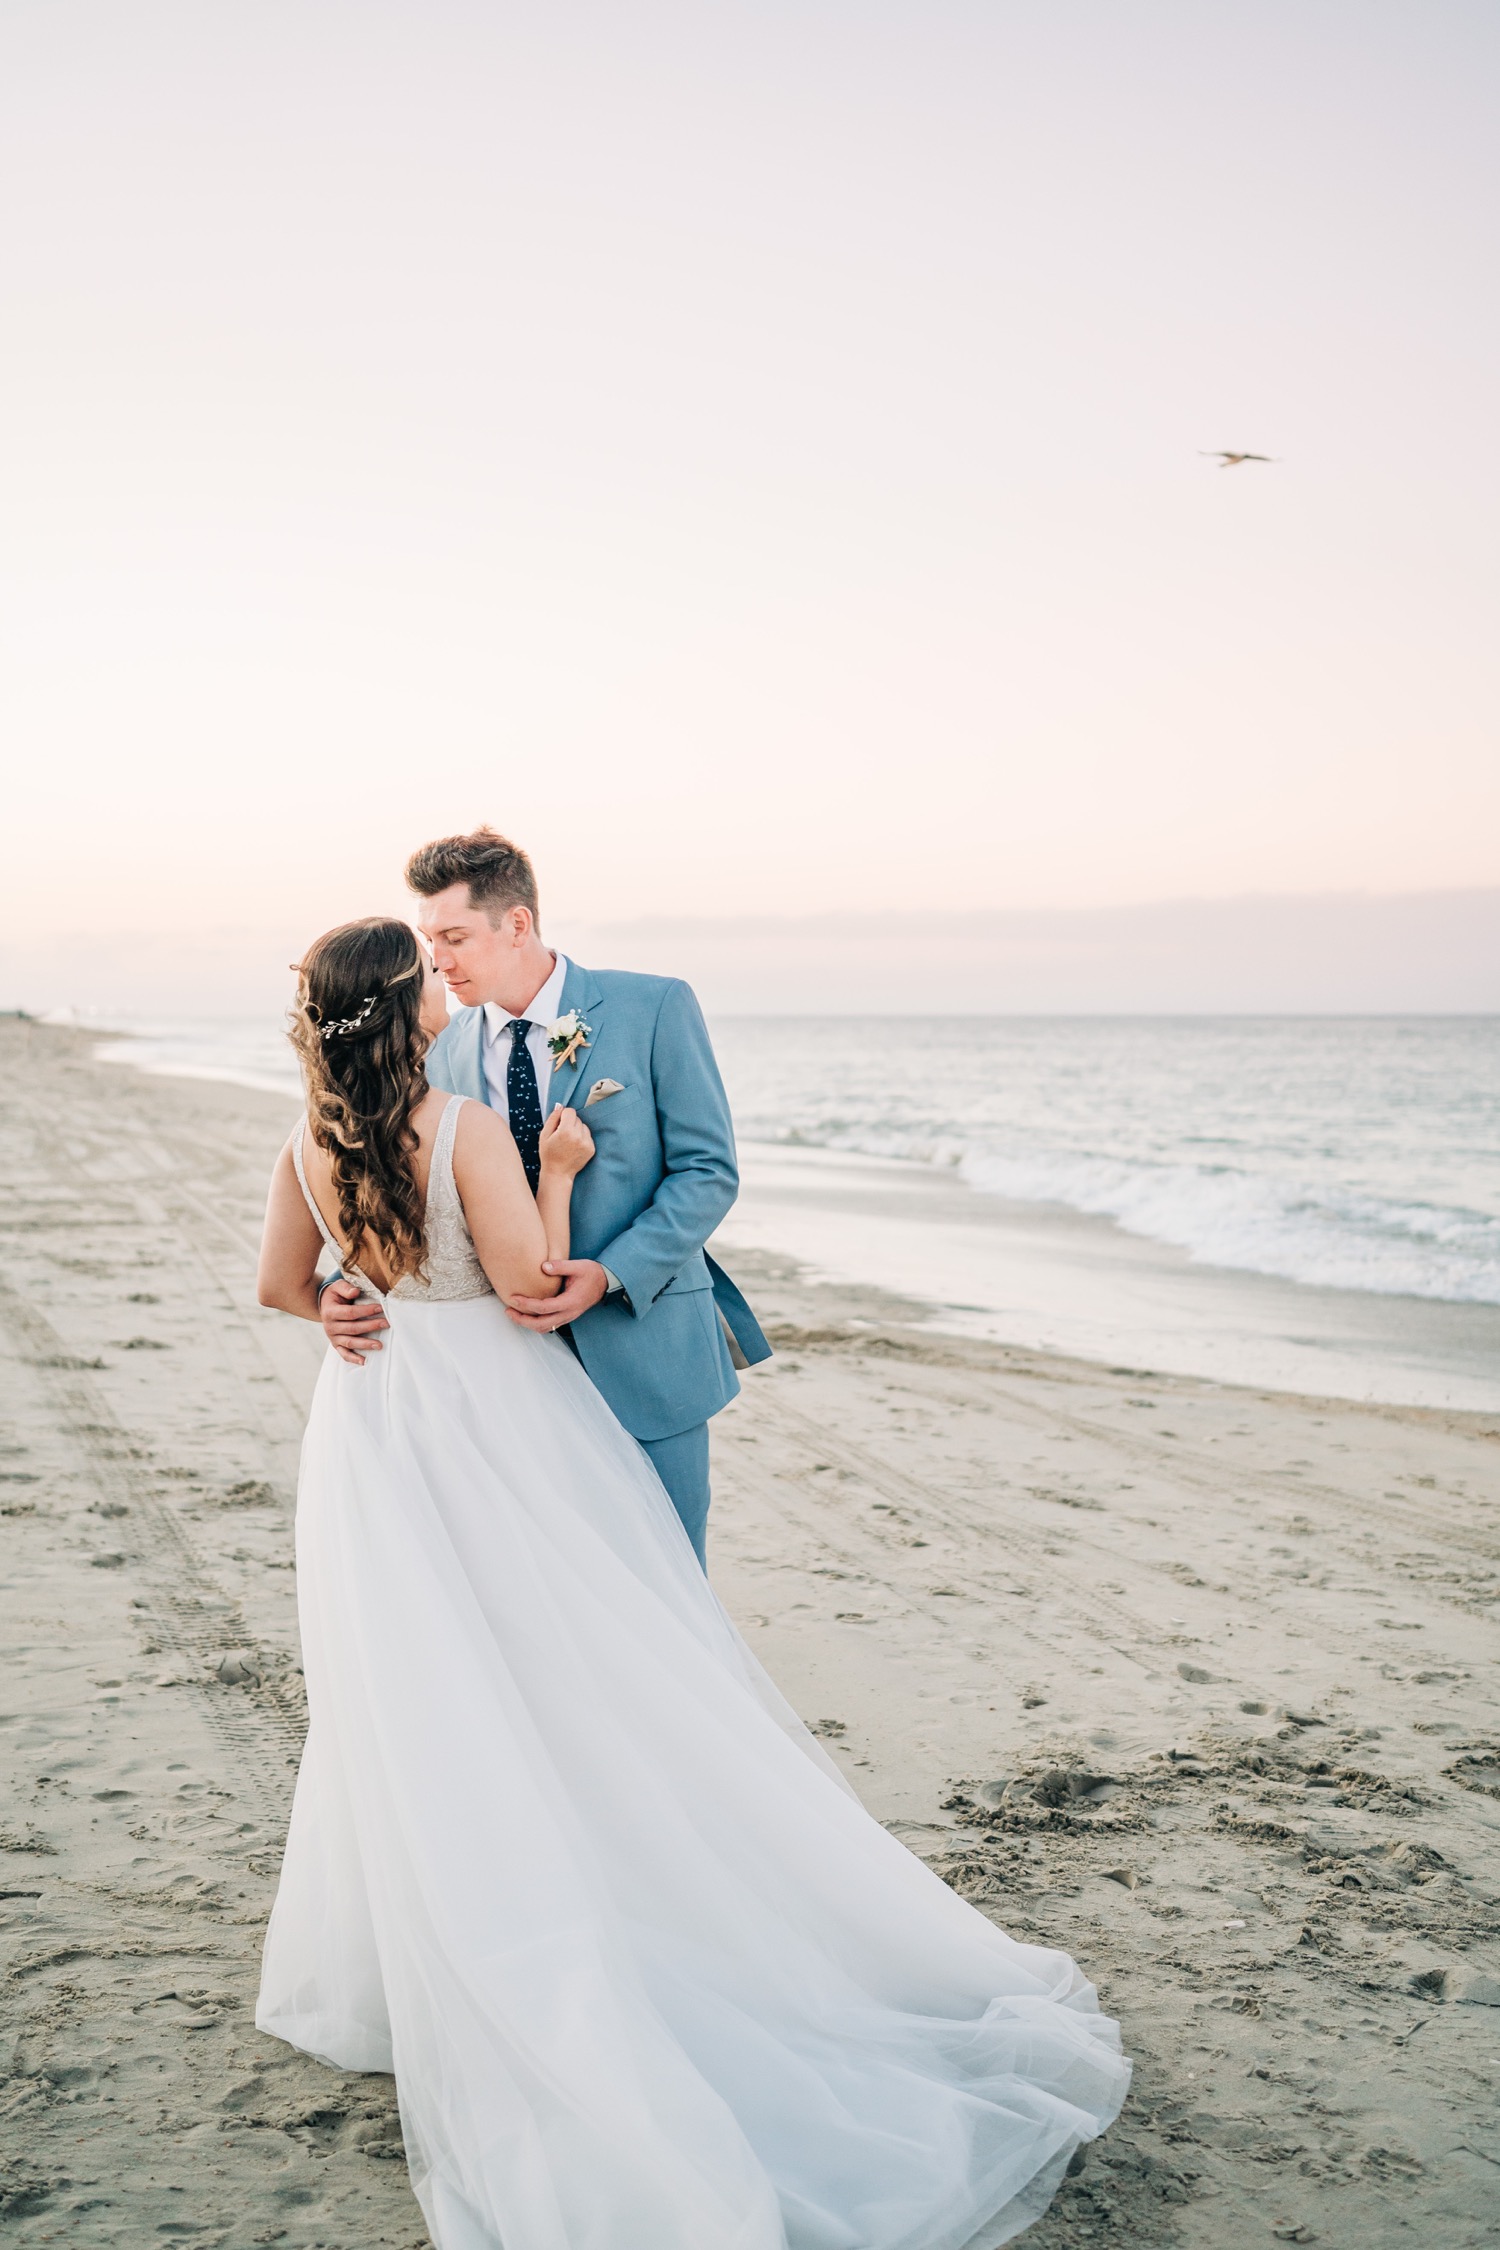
(545, 1009, 592, 1073)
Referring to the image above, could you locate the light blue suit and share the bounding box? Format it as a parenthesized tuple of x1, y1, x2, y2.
(425, 961, 770, 1563)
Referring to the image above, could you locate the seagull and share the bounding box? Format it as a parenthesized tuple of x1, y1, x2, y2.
(1200, 450, 1278, 468)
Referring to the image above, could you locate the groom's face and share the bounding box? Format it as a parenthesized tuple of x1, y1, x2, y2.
(417, 883, 529, 1008)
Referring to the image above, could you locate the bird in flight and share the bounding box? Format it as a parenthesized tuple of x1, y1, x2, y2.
(1200, 450, 1278, 468)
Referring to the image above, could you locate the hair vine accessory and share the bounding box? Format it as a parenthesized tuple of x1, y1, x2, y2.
(320, 995, 378, 1042)
(315, 958, 421, 1041)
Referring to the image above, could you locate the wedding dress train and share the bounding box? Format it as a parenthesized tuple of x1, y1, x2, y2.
(257, 1096, 1129, 2249)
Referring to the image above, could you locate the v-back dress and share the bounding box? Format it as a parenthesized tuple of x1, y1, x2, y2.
(257, 1094, 1129, 2250)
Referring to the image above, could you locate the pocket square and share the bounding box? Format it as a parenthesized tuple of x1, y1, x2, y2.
(584, 1078, 625, 1108)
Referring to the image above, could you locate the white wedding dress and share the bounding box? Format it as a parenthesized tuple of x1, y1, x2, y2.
(257, 1096, 1129, 2250)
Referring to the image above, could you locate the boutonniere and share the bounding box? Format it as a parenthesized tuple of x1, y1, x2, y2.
(545, 1009, 592, 1072)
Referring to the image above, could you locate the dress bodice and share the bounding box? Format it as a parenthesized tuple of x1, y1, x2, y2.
(292, 1093, 493, 1306)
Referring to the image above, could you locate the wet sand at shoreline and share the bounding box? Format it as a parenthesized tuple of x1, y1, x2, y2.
(720, 1141, 1500, 1414)
(3, 1020, 1498, 2247)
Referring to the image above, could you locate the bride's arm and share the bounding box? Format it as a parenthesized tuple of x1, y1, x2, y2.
(452, 1102, 594, 1303)
(535, 1107, 599, 1268)
(257, 1142, 327, 1321)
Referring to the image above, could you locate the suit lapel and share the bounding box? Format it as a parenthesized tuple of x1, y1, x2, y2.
(544, 959, 606, 1115)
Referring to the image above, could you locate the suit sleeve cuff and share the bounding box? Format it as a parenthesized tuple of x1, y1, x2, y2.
(597, 1238, 663, 1315)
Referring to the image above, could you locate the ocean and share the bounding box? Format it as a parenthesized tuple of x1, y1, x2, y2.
(81, 1011, 1500, 1410)
(718, 1016, 1500, 1308)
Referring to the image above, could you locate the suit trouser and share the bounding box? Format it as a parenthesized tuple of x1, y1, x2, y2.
(558, 1331, 712, 1571)
(637, 1423, 712, 1571)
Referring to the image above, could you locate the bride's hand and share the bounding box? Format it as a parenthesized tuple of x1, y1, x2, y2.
(538, 1107, 594, 1178)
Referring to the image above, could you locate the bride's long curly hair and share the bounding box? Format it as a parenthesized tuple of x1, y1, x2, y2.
(289, 918, 430, 1283)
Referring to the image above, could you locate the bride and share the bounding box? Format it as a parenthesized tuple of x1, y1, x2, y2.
(254, 915, 1129, 2250)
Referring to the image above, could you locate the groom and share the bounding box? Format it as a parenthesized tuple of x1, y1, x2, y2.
(319, 826, 769, 1565)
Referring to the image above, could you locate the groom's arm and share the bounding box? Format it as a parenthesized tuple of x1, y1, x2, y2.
(507, 980, 737, 1333)
(595, 979, 738, 1314)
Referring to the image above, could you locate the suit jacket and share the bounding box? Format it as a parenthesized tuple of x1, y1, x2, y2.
(425, 961, 771, 1441)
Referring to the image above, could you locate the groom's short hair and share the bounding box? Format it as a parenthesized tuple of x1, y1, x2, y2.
(406, 828, 541, 930)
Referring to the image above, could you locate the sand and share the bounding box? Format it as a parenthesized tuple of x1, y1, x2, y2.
(3, 1018, 1498, 2249)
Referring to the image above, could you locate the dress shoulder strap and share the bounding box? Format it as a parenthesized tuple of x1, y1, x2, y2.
(428, 1094, 466, 1211)
(290, 1125, 344, 1265)
(290, 1124, 385, 1302)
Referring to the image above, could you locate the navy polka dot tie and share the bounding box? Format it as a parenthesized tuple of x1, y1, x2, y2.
(507, 1020, 543, 1195)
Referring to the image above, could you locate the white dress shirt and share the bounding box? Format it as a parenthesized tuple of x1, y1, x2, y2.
(480, 953, 569, 1126)
(479, 953, 622, 1296)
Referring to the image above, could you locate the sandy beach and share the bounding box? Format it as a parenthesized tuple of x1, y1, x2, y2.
(3, 1017, 1499, 2249)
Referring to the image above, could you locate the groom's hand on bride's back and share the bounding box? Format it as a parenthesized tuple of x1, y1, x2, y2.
(320, 1278, 389, 1365)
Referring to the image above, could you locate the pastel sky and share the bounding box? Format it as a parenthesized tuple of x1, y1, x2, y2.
(3, 0, 1497, 963)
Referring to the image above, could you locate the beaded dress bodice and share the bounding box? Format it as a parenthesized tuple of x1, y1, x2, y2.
(291, 1093, 493, 1305)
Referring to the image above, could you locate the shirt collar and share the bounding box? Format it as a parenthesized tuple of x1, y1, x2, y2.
(482, 953, 569, 1042)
